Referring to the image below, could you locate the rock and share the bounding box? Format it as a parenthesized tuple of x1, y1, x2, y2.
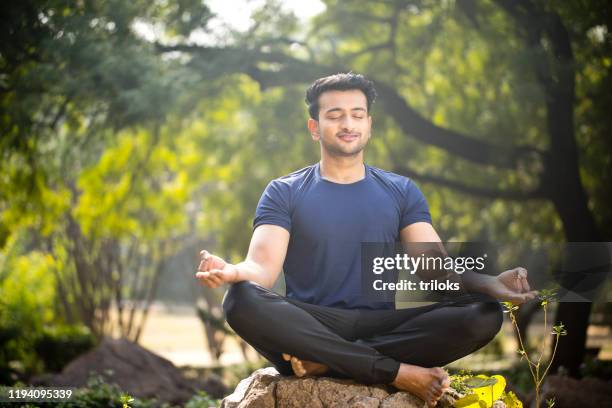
(379, 392, 425, 408)
(30, 337, 226, 404)
(222, 367, 279, 408)
(349, 395, 380, 408)
(531, 374, 612, 408)
(222, 367, 458, 408)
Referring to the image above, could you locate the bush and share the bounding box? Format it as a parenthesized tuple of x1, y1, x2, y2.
(0, 238, 58, 383)
(50, 375, 161, 408)
(223, 358, 269, 391)
(0, 322, 23, 383)
(0, 378, 144, 408)
(184, 391, 220, 408)
(2, 375, 220, 408)
(34, 325, 96, 373)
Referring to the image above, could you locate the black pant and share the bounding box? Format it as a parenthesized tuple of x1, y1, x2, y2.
(222, 280, 503, 385)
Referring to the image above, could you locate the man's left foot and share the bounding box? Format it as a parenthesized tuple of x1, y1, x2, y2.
(282, 353, 329, 377)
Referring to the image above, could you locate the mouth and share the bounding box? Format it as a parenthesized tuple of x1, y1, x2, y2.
(338, 133, 359, 142)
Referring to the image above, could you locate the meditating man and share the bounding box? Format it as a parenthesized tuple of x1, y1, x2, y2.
(196, 73, 537, 407)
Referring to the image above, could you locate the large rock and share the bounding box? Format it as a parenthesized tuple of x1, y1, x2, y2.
(529, 374, 612, 408)
(31, 337, 226, 404)
(221, 367, 459, 408)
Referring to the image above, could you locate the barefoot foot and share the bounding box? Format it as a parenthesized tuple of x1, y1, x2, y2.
(282, 353, 329, 377)
(391, 363, 450, 407)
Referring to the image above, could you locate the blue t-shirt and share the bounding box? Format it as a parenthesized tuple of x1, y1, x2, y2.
(253, 162, 432, 310)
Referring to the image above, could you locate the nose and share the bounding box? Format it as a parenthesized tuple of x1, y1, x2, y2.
(340, 115, 355, 132)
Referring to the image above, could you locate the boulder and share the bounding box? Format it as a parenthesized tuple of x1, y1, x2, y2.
(529, 374, 612, 408)
(31, 337, 226, 404)
(221, 367, 459, 408)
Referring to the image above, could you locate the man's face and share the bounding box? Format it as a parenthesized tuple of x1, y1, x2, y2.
(308, 90, 372, 158)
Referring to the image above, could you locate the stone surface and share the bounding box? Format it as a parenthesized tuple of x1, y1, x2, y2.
(30, 337, 226, 404)
(222, 367, 279, 408)
(222, 367, 459, 408)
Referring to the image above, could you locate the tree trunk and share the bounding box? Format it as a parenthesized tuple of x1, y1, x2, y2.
(547, 160, 605, 376)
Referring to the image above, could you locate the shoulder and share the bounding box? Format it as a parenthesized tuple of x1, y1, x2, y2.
(268, 164, 317, 190)
(367, 165, 416, 192)
(263, 164, 318, 202)
(277, 164, 317, 184)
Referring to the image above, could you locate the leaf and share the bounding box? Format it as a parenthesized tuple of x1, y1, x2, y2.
(464, 376, 498, 388)
(453, 393, 480, 407)
(503, 391, 524, 408)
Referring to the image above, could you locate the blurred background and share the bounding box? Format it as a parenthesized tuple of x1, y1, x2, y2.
(1, 0, 611, 405)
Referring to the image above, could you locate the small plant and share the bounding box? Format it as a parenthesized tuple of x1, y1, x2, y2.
(54, 374, 158, 408)
(449, 369, 474, 395)
(185, 390, 220, 408)
(120, 393, 134, 408)
(501, 288, 566, 408)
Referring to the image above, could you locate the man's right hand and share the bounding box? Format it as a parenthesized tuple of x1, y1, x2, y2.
(196, 250, 239, 288)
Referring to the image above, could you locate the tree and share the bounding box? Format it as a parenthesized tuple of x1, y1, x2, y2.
(155, 0, 611, 376)
(1, 0, 609, 377)
(0, 0, 214, 339)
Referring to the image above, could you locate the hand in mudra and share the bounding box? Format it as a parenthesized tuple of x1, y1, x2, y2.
(196, 250, 238, 288)
(486, 267, 538, 304)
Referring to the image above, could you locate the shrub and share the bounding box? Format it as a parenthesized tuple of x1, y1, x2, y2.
(34, 325, 96, 373)
(0, 240, 58, 382)
(184, 391, 220, 408)
(54, 375, 160, 408)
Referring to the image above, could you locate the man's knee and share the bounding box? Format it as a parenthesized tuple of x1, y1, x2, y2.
(461, 297, 503, 345)
(222, 280, 262, 329)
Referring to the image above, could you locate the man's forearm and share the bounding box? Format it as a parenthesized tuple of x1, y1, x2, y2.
(460, 269, 496, 295)
(413, 246, 496, 295)
(230, 260, 277, 289)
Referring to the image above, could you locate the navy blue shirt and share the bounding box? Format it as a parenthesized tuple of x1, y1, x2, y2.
(253, 163, 432, 310)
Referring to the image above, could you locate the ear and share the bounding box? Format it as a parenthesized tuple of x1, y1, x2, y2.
(307, 118, 320, 141)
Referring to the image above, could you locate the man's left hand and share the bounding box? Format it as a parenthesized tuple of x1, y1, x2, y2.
(483, 267, 539, 304)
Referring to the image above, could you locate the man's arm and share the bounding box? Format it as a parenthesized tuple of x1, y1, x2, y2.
(400, 222, 537, 304)
(196, 224, 290, 289)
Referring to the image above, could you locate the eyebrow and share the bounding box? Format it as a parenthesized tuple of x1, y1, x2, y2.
(324, 107, 367, 114)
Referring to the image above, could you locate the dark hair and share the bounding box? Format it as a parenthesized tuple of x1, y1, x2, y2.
(305, 73, 377, 120)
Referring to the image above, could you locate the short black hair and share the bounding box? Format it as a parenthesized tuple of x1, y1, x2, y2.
(305, 73, 377, 120)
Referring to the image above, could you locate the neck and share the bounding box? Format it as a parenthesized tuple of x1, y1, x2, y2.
(319, 154, 365, 184)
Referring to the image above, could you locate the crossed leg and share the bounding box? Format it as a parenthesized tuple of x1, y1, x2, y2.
(222, 281, 502, 407)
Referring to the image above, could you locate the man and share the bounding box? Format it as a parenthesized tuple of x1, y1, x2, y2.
(196, 73, 537, 407)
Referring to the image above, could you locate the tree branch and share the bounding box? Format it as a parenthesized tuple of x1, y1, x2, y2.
(393, 164, 545, 200)
(156, 42, 546, 169)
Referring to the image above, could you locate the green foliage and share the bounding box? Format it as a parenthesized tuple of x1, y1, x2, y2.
(451, 373, 515, 407)
(464, 377, 498, 388)
(450, 369, 474, 394)
(0, 0, 610, 387)
(0, 234, 58, 381)
(504, 291, 565, 407)
(53, 375, 158, 408)
(2, 375, 220, 407)
(34, 325, 96, 373)
(223, 358, 269, 391)
(120, 393, 135, 408)
(184, 391, 220, 408)
(501, 391, 523, 408)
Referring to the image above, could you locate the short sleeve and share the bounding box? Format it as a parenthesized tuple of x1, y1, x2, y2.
(400, 179, 432, 228)
(253, 179, 292, 232)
